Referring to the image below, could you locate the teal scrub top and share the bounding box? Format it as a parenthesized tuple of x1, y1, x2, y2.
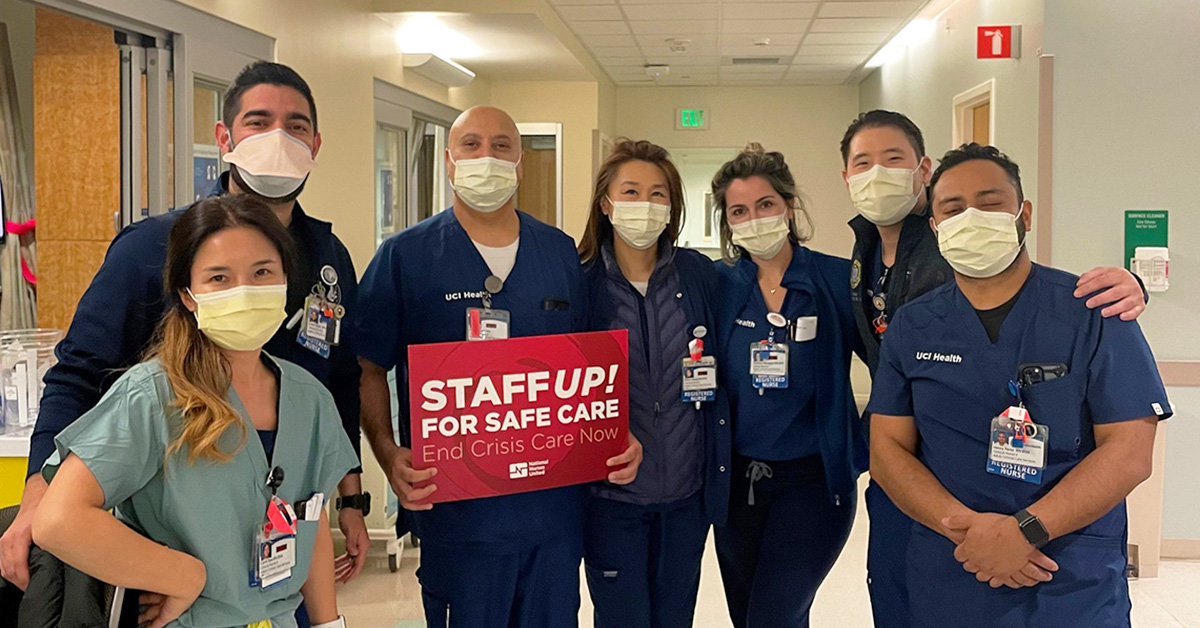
(43, 354, 358, 628)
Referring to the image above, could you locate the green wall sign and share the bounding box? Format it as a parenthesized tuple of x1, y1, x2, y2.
(1124, 210, 1168, 270)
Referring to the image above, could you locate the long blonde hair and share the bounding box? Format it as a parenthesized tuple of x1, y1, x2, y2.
(146, 195, 297, 464)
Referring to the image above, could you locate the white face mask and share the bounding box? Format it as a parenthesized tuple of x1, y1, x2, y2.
(730, 213, 790, 259)
(846, 164, 920, 226)
(936, 207, 1025, 278)
(223, 129, 316, 199)
(608, 199, 670, 250)
(450, 155, 520, 213)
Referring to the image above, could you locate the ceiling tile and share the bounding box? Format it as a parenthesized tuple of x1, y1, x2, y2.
(644, 55, 721, 66)
(618, 0, 700, 4)
(629, 20, 718, 35)
(622, 3, 718, 20)
(796, 43, 879, 56)
(722, 19, 810, 34)
(800, 32, 889, 45)
(640, 44, 720, 56)
(786, 63, 855, 73)
(790, 54, 863, 65)
(720, 65, 788, 75)
(587, 46, 645, 57)
(570, 21, 632, 35)
(782, 76, 848, 85)
(636, 34, 719, 47)
(817, 1, 918, 19)
(554, 5, 625, 20)
(719, 44, 801, 57)
(809, 18, 902, 33)
(598, 57, 646, 67)
(722, 3, 818, 19)
(549, 0, 616, 5)
(579, 34, 638, 46)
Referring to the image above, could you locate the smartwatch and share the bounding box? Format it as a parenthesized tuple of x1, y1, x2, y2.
(1014, 509, 1050, 549)
(336, 493, 372, 517)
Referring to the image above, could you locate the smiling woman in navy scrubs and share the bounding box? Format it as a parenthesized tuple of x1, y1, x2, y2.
(577, 139, 731, 628)
(710, 143, 864, 628)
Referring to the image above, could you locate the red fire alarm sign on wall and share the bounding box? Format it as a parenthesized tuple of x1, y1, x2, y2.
(977, 25, 1021, 59)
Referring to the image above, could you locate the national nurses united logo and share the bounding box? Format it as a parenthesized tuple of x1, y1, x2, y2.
(850, 259, 862, 289)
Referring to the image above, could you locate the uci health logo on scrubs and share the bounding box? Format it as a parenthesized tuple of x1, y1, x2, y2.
(915, 351, 963, 364)
(445, 290, 488, 302)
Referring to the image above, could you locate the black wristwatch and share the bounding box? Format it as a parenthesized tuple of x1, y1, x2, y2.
(336, 493, 372, 517)
(1014, 509, 1050, 549)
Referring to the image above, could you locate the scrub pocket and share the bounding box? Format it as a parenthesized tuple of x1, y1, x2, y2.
(1020, 373, 1086, 463)
(1034, 534, 1130, 628)
(906, 527, 1032, 628)
(284, 520, 320, 597)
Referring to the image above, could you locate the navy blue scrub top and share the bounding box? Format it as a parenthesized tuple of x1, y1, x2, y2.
(868, 264, 1172, 540)
(355, 208, 588, 547)
(28, 174, 362, 478)
(725, 270, 820, 462)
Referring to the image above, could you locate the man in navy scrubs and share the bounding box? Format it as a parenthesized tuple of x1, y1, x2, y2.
(868, 143, 1171, 628)
(839, 110, 1148, 628)
(356, 106, 642, 628)
(0, 62, 371, 594)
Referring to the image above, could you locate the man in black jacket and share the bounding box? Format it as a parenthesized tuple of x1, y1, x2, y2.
(840, 110, 1148, 628)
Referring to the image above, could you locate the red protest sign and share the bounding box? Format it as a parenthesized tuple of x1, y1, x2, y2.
(408, 330, 629, 504)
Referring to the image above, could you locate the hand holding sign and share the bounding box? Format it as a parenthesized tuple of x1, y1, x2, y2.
(382, 446, 438, 511)
(606, 433, 643, 485)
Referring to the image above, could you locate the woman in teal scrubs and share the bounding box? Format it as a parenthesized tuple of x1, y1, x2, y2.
(32, 195, 358, 628)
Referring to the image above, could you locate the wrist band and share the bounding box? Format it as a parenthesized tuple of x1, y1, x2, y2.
(312, 616, 346, 628)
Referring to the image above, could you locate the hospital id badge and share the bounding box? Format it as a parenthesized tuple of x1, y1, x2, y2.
(986, 406, 1048, 485)
(297, 295, 338, 358)
(750, 342, 789, 390)
(681, 356, 717, 403)
(466, 307, 510, 341)
(252, 527, 296, 589)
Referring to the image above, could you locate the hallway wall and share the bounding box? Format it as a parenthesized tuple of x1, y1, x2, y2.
(858, 0, 1044, 256)
(614, 85, 861, 257)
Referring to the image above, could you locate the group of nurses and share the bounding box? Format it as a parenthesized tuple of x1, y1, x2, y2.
(867, 143, 1169, 628)
(32, 195, 358, 628)
(577, 139, 730, 628)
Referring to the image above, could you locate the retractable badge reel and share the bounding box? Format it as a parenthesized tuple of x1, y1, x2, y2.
(291, 265, 345, 359)
(750, 313, 790, 395)
(466, 275, 511, 341)
(985, 380, 1049, 485)
(250, 466, 298, 590)
(681, 325, 717, 409)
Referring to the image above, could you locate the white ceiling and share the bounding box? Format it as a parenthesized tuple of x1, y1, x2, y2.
(546, 0, 928, 86)
(379, 12, 594, 82)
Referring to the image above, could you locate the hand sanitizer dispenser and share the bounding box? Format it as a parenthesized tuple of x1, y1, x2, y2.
(1130, 246, 1169, 292)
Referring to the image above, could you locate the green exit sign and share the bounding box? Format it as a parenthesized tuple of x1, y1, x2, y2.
(676, 108, 709, 130)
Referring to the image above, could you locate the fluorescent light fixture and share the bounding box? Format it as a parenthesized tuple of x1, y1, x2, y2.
(394, 13, 480, 59)
(866, 46, 903, 68)
(865, 18, 934, 68)
(403, 53, 476, 87)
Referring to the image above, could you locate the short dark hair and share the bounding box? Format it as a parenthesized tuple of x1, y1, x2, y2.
(840, 110, 926, 165)
(222, 61, 317, 131)
(930, 143, 1024, 203)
